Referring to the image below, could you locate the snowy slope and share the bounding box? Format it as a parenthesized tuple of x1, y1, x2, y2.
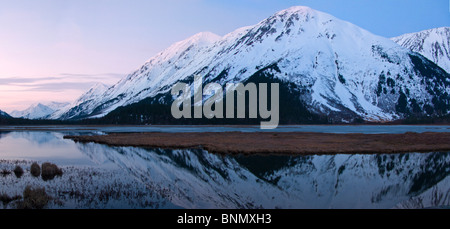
(0, 109, 11, 118)
(10, 102, 69, 120)
(392, 27, 450, 73)
(45, 101, 71, 111)
(55, 6, 450, 122)
(50, 83, 110, 120)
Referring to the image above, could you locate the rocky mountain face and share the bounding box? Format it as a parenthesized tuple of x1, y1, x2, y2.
(53, 6, 450, 124)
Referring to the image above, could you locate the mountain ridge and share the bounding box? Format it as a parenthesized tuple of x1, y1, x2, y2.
(0, 109, 11, 118)
(51, 6, 450, 124)
(392, 27, 450, 73)
(49, 83, 110, 120)
(11, 102, 70, 120)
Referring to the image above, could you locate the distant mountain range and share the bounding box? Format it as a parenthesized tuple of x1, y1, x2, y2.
(2, 6, 449, 124)
(10, 102, 70, 120)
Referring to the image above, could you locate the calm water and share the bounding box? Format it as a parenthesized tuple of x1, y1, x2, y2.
(2, 124, 450, 134)
(0, 129, 449, 209)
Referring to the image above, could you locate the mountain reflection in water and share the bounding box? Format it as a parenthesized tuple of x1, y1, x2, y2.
(79, 142, 450, 209)
(0, 131, 449, 209)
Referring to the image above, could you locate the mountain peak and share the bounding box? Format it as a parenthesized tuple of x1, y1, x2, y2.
(189, 32, 222, 43)
(53, 6, 450, 122)
(0, 109, 11, 118)
(90, 82, 110, 91)
(392, 27, 450, 72)
(429, 27, 449, 33)
(79, 82, 109, 101)
(139, 31, 222, 69)
(271, 5, 330, 21)
(10, 101, 69, 120)
(398, 27, 449, 37)
(253, 5, 343, 37)
(277, 5, 315, 15)
(170, 31, 221, 50)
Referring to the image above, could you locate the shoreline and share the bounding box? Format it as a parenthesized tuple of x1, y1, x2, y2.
(0, 124, 449, 133)
(64, 132, 450, 155)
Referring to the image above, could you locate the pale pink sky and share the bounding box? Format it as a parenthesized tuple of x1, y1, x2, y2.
(0, 0, 274, 113)
(1, 0, 448, 113)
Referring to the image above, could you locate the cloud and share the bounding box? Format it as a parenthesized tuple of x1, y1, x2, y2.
(26, 82, 99, 92)
(58, 73, 125, 81)
(0, 72, 124, 112)
(0, 77, 56, 85)
(0, 73, 123, 87)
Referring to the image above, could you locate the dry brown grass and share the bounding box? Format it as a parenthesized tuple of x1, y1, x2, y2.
(65, 131, 450, 155)
(15, 186, 51, 209)
(41, 162, 63, 181)
(13, 165, 24, 178)
(0, 193, 21, 209)
(30, 162, 41, 177)
(0, 169, 11, 177)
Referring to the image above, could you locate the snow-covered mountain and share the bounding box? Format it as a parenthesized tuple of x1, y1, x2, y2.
(55, 6, 450, 122)
(11, 102, 70, 120)
(49, 83, 110, 120)
(392, 27, 450, 73)
(0, 109, 11, 118)
(45, 101, 71, 111)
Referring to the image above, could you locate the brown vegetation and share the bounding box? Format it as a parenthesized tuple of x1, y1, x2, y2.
(30, 162, 41, 177)
(65, 131, 450, 155)
(13, 165, 24, 178)
(15, 186, 51, 209)
(0, 193, 21, 208)
(0, 169, 11, 177)
(41, 162, 63, 181)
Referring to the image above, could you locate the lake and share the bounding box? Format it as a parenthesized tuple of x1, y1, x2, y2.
(2, 124, 450, 134)
(0, 126, 449, 209)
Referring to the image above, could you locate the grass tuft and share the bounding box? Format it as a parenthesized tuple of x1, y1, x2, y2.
(15, 186, 51, 209)
(30, 162, 41, 177)
(41, 162, 63, 181)
(13, 165, 24, 178)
